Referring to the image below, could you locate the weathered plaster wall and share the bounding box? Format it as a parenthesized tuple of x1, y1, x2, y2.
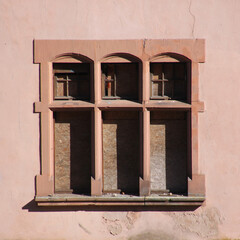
(1, 0, 240, 239)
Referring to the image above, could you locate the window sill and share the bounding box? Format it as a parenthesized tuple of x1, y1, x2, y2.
(46, 100, 190, 110)
(146, 100, 191, 109)
(49, 100, 94, 110)
(98, 99, 142, 109)
(35, 194, 205, 207)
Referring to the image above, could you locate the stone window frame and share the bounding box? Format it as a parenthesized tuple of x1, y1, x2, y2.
(34, 39, 205, 207)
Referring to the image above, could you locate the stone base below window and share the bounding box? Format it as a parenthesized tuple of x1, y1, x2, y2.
(35, 194, 205, 207)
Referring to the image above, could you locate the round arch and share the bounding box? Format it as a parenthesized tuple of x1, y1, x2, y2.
(52, 53, 93, 63)
(101, 53, 142, 101)
(150, 52, 191, 63)
(101, 52, 142, 63)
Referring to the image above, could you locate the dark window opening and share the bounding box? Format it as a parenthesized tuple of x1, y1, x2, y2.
(101, 63, 139, 101)
(53, 63, 91, 101)
(150, 63, 187, 101)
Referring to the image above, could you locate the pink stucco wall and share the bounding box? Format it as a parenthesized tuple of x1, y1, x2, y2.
(1, 0, 240, 239)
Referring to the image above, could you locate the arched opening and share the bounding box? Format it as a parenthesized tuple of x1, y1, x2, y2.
(53, 54, 93, 102)
(149, 53, 190, 195)
(53, 53, 93, 63)
(101, 54, 142, 195)
(150, 53, 191, 102)
(53, 54, 93, 195)
(101, 53, 142, 101)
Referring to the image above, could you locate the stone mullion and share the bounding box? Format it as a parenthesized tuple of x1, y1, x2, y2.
(36, 62, 54, 196)
(91, 61, 103, 195)
(139, 60, 151, 196)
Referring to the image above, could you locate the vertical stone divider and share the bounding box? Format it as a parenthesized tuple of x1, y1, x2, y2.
(140, 60, 151, 196)
(191, 106, 199, 175)
(188, 62, 205, 196)
(36, 62, 54, 196)
(191, 62, 199, 175)
(191, 62, 199, 103)
(142, 60, 150, 101)
(91, 61, 102, 195)
(90, 62, 95, 103)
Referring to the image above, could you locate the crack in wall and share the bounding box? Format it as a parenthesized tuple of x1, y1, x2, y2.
(188, 0, 196, 38)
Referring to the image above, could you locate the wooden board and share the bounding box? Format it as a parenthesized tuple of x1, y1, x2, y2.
(150, 111, 187, 194)
(103, 111, 139, 194)
(54, 111, 91, 194)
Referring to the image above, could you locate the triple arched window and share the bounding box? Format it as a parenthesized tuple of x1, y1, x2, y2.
(34, 39, 205, 207)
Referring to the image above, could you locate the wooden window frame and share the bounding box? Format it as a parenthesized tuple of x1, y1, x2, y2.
(53, 63, 91, 101)
(34, 39, 205, 207)
(101, 64, 118, 99)
(150, 62, 187, 100)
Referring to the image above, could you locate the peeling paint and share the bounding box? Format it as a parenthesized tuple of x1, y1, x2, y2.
(107, 222, 123, 236)
(126, 212, 140, 229)
(169, 207, 224, 239)
(102, 212, 140, 236)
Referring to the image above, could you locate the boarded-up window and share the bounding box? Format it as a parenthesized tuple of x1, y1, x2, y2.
(102, 111, 140, 194)
(150, 111, 187, 194)
(54, 111, 91, 194)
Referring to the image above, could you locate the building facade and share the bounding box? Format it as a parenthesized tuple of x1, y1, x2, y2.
(1, 0, 240, 239)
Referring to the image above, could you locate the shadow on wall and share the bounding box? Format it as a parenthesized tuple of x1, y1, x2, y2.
(116, 117, 139, 194)
(128, 232, 178, 240)
(22, 199, 199, 212)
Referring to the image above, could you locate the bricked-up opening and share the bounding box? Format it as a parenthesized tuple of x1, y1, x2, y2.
(150, 63, 187, 101)
(102, 111, 140, 195)
(150, 110, 187, 194)
(101, 63, 139, 100)
(54, 111, 91, 194)
(53, 63, 91, 101)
